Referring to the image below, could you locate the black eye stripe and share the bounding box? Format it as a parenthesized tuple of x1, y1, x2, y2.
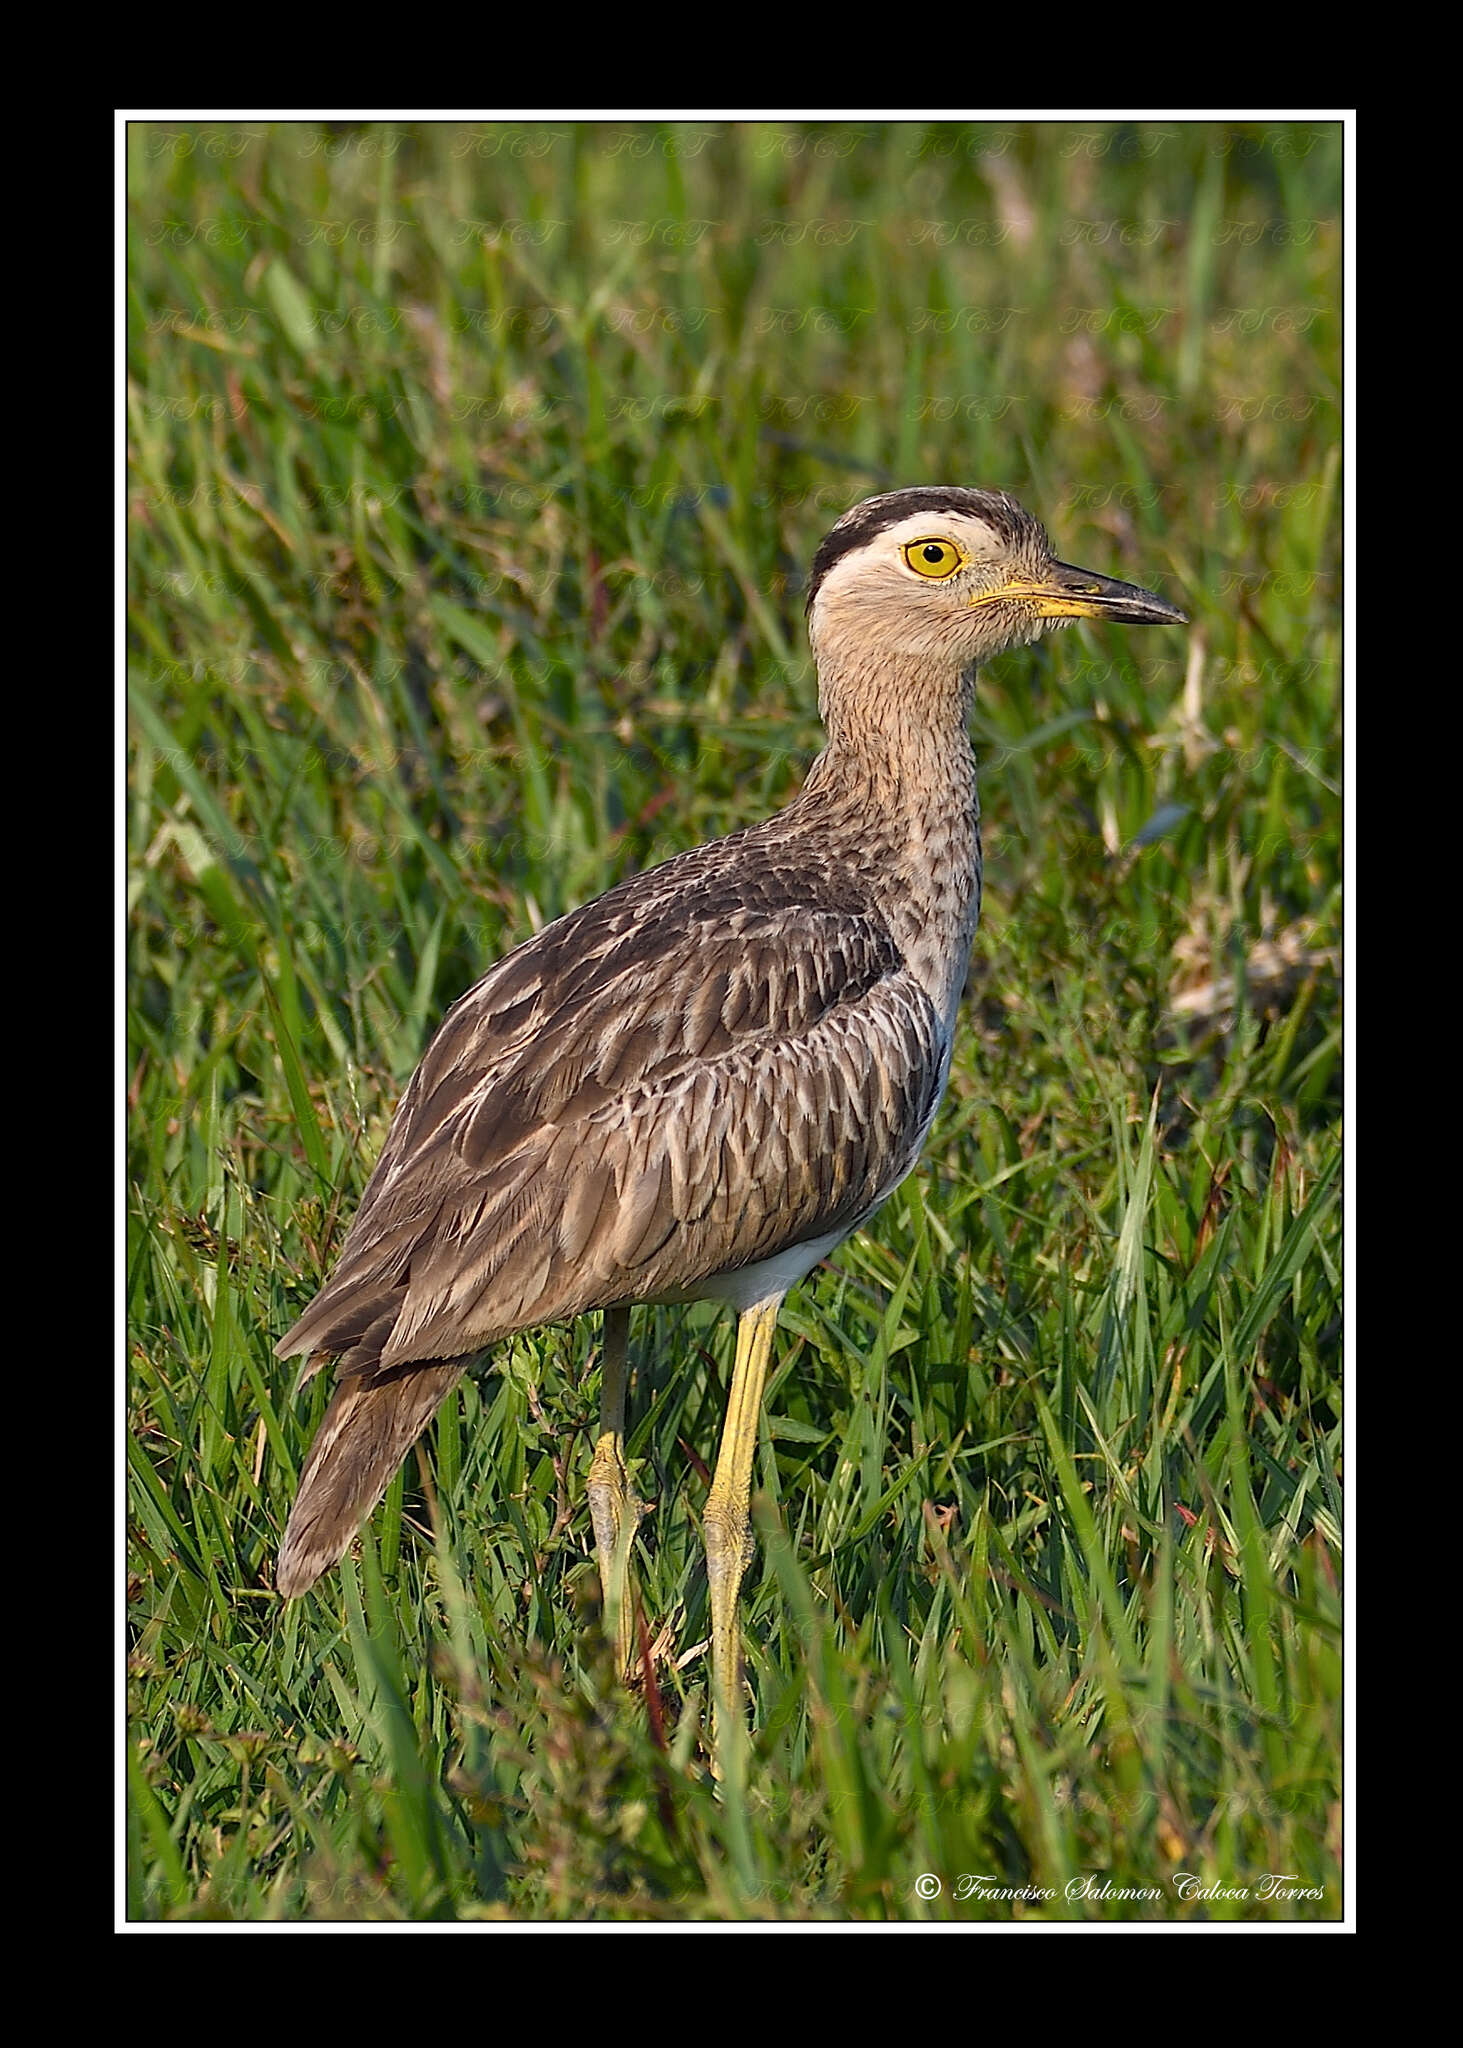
(805, 487, 1046, 615)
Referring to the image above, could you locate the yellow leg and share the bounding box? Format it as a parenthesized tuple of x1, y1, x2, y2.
(703, 1292, 784, 1768)
(587, 1305, 640, 1677)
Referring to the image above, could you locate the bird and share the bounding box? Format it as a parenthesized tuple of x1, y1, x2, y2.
(274, 485, 1186, 1757)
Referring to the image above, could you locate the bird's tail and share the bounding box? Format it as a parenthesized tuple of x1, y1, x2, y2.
(276, 1359, 464, 1597)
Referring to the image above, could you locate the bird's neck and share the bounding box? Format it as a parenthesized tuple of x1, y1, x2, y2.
(798, 653, 984, 1033)
(809, 650, 981, 824)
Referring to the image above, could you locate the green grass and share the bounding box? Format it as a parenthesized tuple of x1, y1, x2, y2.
(126, 119, 1343, 1921)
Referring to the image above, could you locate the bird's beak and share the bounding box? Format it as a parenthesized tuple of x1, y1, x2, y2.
(980, 560, 1188, 626)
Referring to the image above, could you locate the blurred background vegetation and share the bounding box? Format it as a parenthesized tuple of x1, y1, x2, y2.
(126, 118, 1342, 1921)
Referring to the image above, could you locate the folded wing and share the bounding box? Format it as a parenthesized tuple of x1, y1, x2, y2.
(279, 857, 946, 1377)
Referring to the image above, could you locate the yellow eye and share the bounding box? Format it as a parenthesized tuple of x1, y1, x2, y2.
(902, 538, 964, 579)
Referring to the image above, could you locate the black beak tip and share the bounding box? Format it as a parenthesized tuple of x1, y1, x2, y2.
(1114, 581, 1188, 628)
(1051, 561, 1189, 628)
(1099, 591, 1189, 627)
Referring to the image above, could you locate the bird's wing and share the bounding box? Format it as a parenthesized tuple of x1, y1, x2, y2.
(278, 840, 947, 1376)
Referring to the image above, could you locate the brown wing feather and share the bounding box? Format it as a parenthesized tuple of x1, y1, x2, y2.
(275, 816, 948, 1596)
(278, 828, 945, 1377)
(275, 1360, 464, 1597)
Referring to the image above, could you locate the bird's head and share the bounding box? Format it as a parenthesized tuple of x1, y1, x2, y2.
(806, 487, 1186, 689)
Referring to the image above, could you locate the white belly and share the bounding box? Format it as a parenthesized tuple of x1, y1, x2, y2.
(694, 1219, 857, 1313)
